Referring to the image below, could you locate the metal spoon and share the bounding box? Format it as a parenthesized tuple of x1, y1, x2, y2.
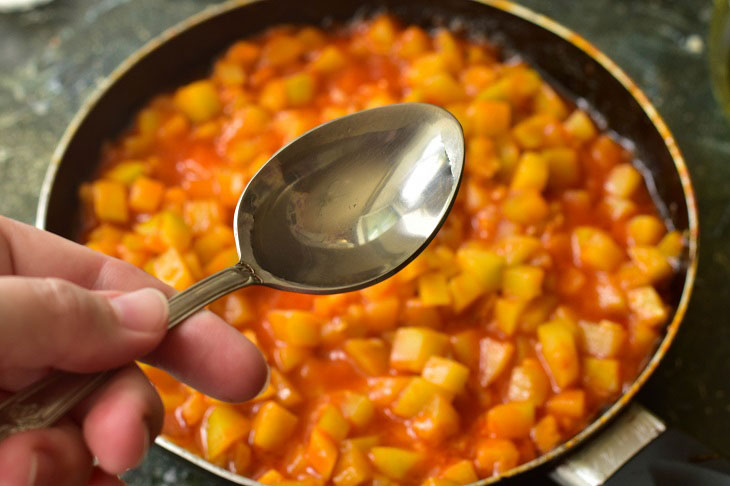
(0, 103, 464, 439)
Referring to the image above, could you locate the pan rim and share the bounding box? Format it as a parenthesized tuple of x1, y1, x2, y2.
(35, 0, 699, 483)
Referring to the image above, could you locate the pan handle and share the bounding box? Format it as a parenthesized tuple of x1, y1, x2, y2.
(549, 403, 665, 485)
(551, 403, 730, 485)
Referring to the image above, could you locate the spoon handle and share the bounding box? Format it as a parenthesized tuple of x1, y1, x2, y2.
(167, 262, 259, 329)
(0, 263, 259, 441)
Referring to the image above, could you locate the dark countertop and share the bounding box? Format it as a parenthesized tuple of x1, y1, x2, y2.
(1, 1, 728, 485)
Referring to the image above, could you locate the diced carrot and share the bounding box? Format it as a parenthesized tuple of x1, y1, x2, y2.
(627, 215, 665, 246)
(583, 358, 621, 395)
(367, 15, 398, 54)
(419, 272, 452, 306)
(231, 442, 252, 474)
(629, 323, 660, 357)
(543, 147, 580, 189)
(502, 190, 549, 225)
(605, 164, 642, 198)
(474, 438, 519, 475)
(251, 401, 298, 451)
(395, 26, 430, 60)
(193, 224, 235, 264)
(204, 247, 239, 276)
(268, 310, 323, 347)
(262, 35, 302, 66)
(531, 415, 562, 454)
(312, 45, 347, 73)
(440, 460, 478, 484)
(308, 428, 339, 479)
(296, 26, 326, 50)
(657, 231, 684, 258)
(422, 72, 466, 105)
(468, 100, 511, 137)
(174, 80, 221, 123)
(401, 299, 443, 328)
(129, 177, 165, 213)
(159, 211, 193, 251)
(92, 180, 128, 223)
(205, 405, 250, 460)
(572, 227, 625, 271)
(534, 84, 568, 119)
(363, 297, 400, 332)
(511, 152, 548, 192)
(563, 110, 597, 142)
(486, 402, 535, 439)
(180, 391, 207, 427)
(450, 330, 480, 370)
(257, 469, 285, 485)
(545, 390, 586, 419)
(273, 344, 309, 372)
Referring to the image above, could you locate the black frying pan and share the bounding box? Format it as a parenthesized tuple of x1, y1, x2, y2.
(37, 0, 701, 484)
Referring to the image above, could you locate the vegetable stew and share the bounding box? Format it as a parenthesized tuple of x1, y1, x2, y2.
(79, 15, 684, 486)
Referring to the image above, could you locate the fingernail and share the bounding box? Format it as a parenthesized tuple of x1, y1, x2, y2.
(257, 361, 271, 397)
(28, 450, 54, 486)
(110, 288, 169, 333)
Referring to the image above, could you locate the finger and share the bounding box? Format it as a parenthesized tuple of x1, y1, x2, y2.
(0, 216, 175, 295)
(88, 468, 125, 486)
(0, 367, 49, 392)
(75, 365, 162, 475)
(144, 310, 269, 402)
(0, 422, 92, 486)
(0, 278, 168, 372)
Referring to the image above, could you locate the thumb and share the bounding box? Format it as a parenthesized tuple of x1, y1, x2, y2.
(0, 277, 168, 373)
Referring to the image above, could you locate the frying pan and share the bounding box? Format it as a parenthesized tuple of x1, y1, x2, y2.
(36, 0, 700, 484)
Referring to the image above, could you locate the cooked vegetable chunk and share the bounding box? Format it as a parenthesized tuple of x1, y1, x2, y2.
(252, 401, 298, 451)
(391, 327, 449, 373)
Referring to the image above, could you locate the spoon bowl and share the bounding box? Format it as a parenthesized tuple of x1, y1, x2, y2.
(237, 103, 464, 292)
(0, 102, 464, 439)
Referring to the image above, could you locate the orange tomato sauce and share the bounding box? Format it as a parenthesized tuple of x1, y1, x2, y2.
(80, 15, 684, 486)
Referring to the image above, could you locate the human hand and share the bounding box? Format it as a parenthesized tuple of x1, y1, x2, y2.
(0, 216, 268, 485)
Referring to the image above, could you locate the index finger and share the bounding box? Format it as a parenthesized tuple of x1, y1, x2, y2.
(0, 216, 173, 295)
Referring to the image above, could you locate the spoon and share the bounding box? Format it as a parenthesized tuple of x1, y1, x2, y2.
(0, 102, 464, 439)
